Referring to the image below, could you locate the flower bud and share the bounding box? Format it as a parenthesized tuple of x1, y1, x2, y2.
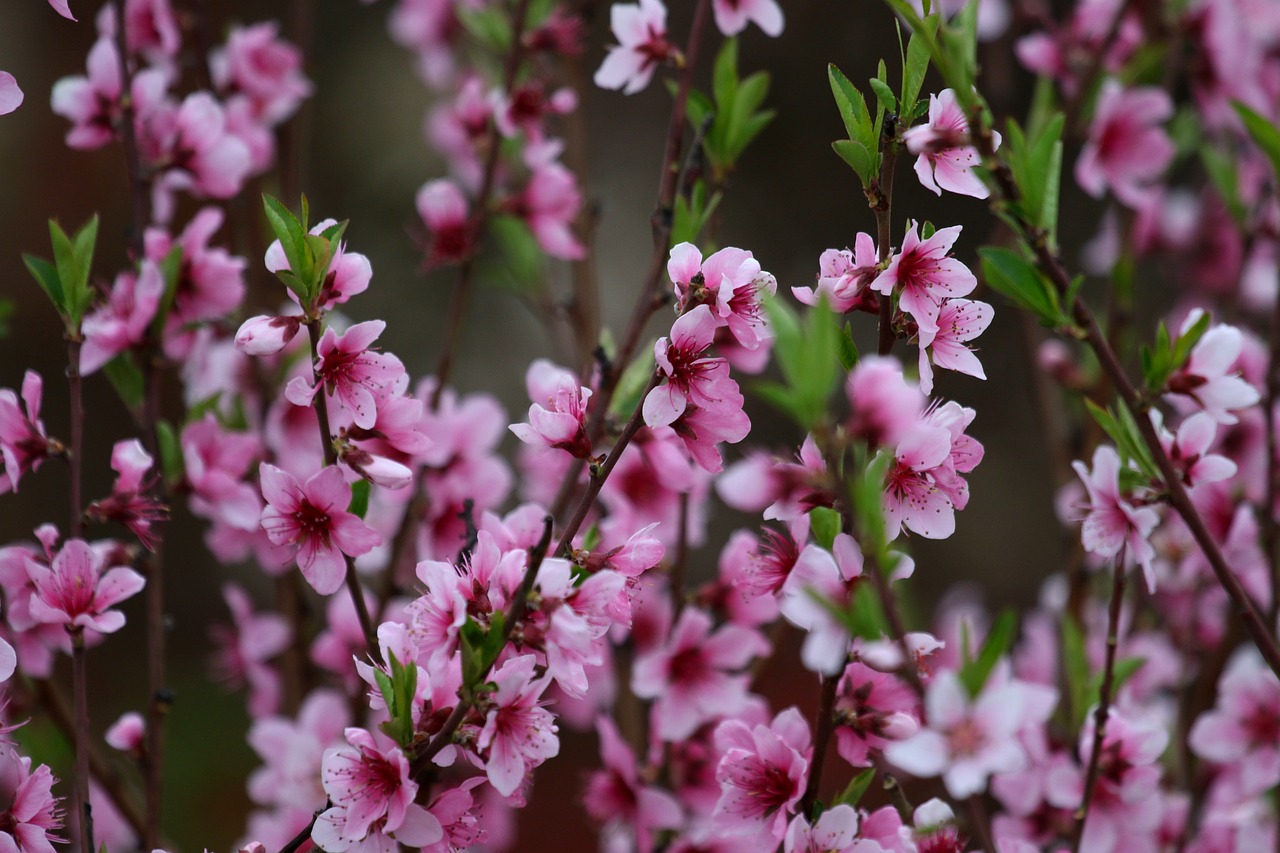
(234, 314, 301, 356)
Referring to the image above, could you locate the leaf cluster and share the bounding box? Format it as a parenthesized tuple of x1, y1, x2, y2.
(262, 194, 348, 315)
(23, 215, 100, 333)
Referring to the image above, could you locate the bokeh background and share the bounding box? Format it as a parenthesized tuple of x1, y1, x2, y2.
(0, 0, 1095, 847)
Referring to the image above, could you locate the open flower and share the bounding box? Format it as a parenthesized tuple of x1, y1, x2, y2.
(904, 89, 999, 199)
(26, 539, 146, 634)
(258, 464, 381, 595)
(595, 0, 676, 94)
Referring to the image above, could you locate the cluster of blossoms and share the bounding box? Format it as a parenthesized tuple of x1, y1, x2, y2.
(3, 0, 1280, 850)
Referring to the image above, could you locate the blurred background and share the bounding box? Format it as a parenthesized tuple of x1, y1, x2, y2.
(0, 0, 1087, 847)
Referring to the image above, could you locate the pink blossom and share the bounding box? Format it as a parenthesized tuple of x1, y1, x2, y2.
(918, 298, 994, 396)
(833, 662, 919, 767)
(595, 0, 676, 94)
(285, 320, 406, 430)
(80, 261, 165, 374)
(883, 421, 960, 540)
(25, 539, 146, 634)
(258, 463, 381, 595)
(583, 717, 682, 852)
(235, 315, 303, 357)
(716, 437, 832, 521)
(793, 236, 880, 314)
(51, 37, 167, 150)
(845, 356, 926, 450)
(212, 22, 312, 125)
(712, 707, 811, 845)
(885, 669, 1048, 798)
(671, 400, 751, 473)
(1072, 445, 1159, 591)
(48, 0, 76, 19)
(632, 606, 766, 741)
(477, 654, 560, 797)
(416, 179, 472, 267)
(507, 160, 584, 260)
(108, 0, 182, 62)
(645, 305, 745, 428)
(143, 206, 247, 345)
(0, 748, 61, 853)
(870, 222, 976, 346)
(86, 439, 168, 551)
(182, 414, 262, 531)
(247, 689, 349, 811)
(493, 81, 577, 139)
(1189, 649, 1280, 796)
(1044, 708, 1167, 851)
(668, 242, 774, 351)
(316, 727, 440, 848)
(1166, 311, 1261, 424)
(143, 92, 253, 210)
(104, 712, 145, 753)
(904, 89, 999, 199)
(779, 533, 865, 675)
(509, 359, 593, 459)
(0, 73, 23, 116)
(209, 584, 290, 718)
(1154, 411, 1237, 488)
(0, 371, 52, 494)
(784, 804, 882, 853)
(1076, 80, 1174, 207)
(713, 0, 783, 37)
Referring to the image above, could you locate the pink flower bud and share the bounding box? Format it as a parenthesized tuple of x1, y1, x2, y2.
(105, 711, 147, 753)
(235, 314, 302, 356)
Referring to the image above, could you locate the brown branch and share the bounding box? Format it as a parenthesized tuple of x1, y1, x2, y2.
(1071, 555, 1127, 852)
(70, 631, 94, 853)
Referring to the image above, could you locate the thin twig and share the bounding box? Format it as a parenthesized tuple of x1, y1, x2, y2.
(31, 678, 146, 839)
(432, 0, 536, 403)
(1071, 556, 1127, 852)
(799, 673, 841, 814)
(872, 123, 899, 357)
(304, 320, 380, 661)
(71, 631, 94, 853)
(277, 803, 328, 853)
(66, 336, 84, 537)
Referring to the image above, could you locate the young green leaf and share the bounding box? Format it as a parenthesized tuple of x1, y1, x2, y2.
(348, 478, 372, 519)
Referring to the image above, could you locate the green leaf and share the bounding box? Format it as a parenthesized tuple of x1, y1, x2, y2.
(348, 478, 372, 519)
(1061, 616, 1088, 728)
(1085, 657, 1146, 710)
(837, 322, 859, 372)
(488, 215, 545, 288)
(456, 4, 512, 51)
(672, 181, 723, 247)
(828, 64, 874, 149)
(713, 38, 740, 117)
(1233, 101, 1280, 180)
(870, 76, 897, 115)
(959, 610, 1017, 696)
(901, 17, 935, 117)
(978, 247, 1065, 327)
(809, 507, 841, 550)
(833, 768, 877, 807)
(685, 87, 713, 131)
(151, 244, 185, 339)
(1084, 400, 1160, 482)
(376, 651, 419, 748)
(761, 295, 841, 430)
(23, 254, 66, 317)
(832, 139, 875, 186)
(68, 214, 99, 321)
(610, 350, 657, 419)
(851, 450, 892, 566)
(156, 420, 184, 488)
(262, 195, 312, 301)
(103, 353, 145, 412)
